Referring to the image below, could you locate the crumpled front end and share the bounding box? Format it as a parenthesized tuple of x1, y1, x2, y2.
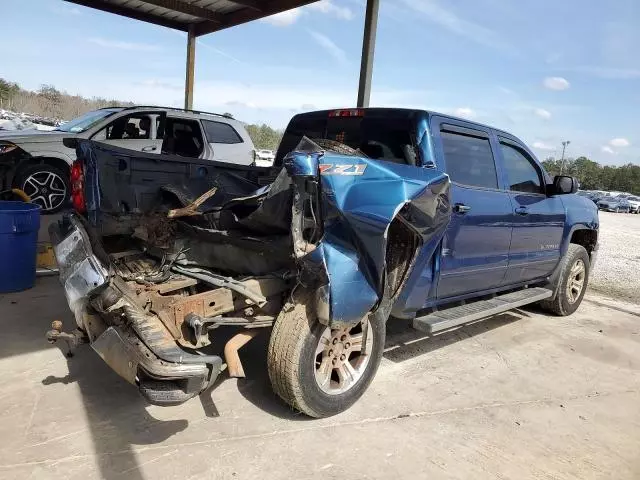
(284, 146, 451, 328)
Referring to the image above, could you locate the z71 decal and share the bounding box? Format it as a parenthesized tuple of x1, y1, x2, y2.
(319, 164, 367, 176)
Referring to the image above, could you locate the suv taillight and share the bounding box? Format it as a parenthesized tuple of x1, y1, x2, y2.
(70, 159, 86, 213)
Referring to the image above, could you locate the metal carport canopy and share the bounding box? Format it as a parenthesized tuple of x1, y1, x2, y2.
(63, 0, 379, 110)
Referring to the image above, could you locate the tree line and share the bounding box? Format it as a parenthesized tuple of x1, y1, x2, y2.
(245, 123, 283, 151)
(542, 156, 640, 195)
(0, 77, 133, 121)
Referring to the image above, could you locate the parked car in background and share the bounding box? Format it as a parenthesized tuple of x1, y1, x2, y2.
(577, 190, 601, 204)
(255, 149, 275, 167)
(627, 196, 640, 213)
(597, 195, 631, 212)
(0, 106, 256, 213)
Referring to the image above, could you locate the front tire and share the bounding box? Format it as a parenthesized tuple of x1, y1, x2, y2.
(540, 244, 590, 316)
(267, 289, 386, 418)
(14, 163, 69, 214)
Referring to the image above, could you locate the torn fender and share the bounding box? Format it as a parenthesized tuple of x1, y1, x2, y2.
(285, 151, 451, 328)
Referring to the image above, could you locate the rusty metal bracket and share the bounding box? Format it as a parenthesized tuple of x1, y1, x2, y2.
(224, 330, 259, 378)
(46, 320, 88, 357)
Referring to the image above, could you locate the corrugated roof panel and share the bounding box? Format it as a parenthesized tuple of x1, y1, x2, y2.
(64, 0, 319, 34)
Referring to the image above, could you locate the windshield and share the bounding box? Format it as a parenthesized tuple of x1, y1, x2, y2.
(55, 108, 123, 133)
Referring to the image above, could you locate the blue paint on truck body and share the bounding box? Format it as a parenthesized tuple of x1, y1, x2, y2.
(277, 108, 599, 326)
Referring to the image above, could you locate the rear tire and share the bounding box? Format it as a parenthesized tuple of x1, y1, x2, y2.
(267, 288, 386, 418)
(539, 244, 590, 316)
(14, 163, 69, 214)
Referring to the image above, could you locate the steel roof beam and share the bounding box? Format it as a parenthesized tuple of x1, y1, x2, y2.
(194, 0, 318, 36)
(63, 0, 189, 30)
(140, 0, 223, 23)
(226, 0, 264, 11)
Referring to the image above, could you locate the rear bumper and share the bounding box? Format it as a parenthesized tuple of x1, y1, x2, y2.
(50, 215, 221, 405)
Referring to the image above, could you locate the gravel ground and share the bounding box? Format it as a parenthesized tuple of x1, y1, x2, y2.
(589, 210, 640, 301)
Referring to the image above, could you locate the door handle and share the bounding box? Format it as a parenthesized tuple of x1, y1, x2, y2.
(515, 206, 529, 215)
(142, 146, 157, 152)
(453, 203, 471, 214)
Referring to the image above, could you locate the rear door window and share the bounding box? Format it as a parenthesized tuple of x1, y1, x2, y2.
(440, 130, 498, 189)
(202, 120, 243, 144)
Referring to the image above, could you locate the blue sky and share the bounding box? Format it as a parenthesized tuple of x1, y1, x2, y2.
(2, 0, 639, 165)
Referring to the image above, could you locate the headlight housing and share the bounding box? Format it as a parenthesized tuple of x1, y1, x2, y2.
(0, 142, 18, 155)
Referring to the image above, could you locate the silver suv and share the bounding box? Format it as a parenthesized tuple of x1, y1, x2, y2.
(0, 106, 256, 213)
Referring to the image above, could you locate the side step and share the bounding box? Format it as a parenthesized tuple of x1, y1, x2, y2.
(413, 287, 552, 334)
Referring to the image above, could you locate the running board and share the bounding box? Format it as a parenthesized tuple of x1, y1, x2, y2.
(413, 287, 553, 334)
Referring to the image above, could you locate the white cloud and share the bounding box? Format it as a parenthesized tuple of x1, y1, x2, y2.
(533, 141, 555, 151)
(543, 77, 570, 90)
(88, 37, 160, 52)
(308, 1, 354, 20)
(498, 86, 516, 95)
(609, 138, 630, 147)
(452, 107, 476, 119)
(263, 1, 353, 26)
(308, 30, 349, 66)
(262, 9, 302, 26)
(400, 0, 515, 54)
(533, 108, 551, 119)
(601, 146, 616, 154)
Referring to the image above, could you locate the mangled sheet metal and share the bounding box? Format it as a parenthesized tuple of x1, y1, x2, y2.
(77, 138, 450, 327)
(284, 139, 451, 328)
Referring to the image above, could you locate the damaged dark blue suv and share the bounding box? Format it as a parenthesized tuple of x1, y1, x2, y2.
(48, 108, 599, 418)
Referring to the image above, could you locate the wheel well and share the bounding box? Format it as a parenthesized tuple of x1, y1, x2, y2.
(13, 157, 71, 185)
(385, 217, 420, 299)
(570, 229, 597, 258)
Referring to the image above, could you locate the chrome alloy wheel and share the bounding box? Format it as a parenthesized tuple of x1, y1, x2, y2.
(22, 171, 67, 211)
(566, 258, 586, 304)
(314, 317, 374, 395)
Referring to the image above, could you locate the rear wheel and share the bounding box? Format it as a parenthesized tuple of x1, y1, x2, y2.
(267, 289, 386, 418)
(14, 164, 69, 214)
(540, 244, 590, 316)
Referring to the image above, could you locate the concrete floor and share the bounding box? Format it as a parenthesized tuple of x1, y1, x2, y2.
(1, 277, 639, 480)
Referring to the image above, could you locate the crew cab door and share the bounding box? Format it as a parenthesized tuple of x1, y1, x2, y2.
(431, 119, 513, 299)
(496, 137, 565, 284)
(91, 111, 166, 154)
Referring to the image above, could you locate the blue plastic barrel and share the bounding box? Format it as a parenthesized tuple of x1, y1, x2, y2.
(0, 201, 41, 293)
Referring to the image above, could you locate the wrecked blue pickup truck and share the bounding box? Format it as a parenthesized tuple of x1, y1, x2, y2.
(48, 108, 599, 418)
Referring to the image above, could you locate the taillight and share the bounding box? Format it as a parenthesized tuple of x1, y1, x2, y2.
(70, 159, 86, 213)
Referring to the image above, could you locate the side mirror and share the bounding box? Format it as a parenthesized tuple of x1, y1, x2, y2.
(551, 175, 578, 195)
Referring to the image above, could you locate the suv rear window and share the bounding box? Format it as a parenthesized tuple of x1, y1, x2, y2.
(276, 111, 417, 166)
(202, 120, 243, 144)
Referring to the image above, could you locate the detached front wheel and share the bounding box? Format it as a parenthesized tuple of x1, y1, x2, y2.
(268, 289, 385, 418)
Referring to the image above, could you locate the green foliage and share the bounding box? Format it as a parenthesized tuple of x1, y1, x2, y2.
(543, 156, 640, 195)
(37, 84, 62, 116)
(245, 123, 283, 151)
(0, 78, 20, 108)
